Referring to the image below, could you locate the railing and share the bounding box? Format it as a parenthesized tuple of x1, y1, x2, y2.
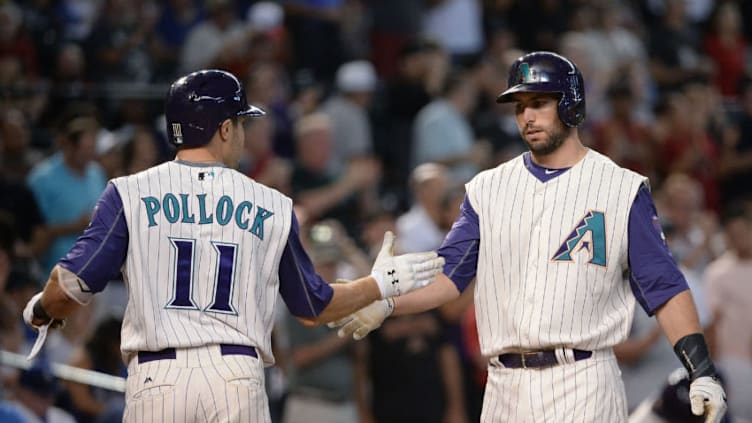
(0, 349, 126, 393)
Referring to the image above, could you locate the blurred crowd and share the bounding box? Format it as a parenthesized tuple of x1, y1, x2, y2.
(0, 0, 751, 422)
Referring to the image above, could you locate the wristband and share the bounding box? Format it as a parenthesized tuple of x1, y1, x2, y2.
(32, 298, 52, 322)
(673, 333, 716, 381)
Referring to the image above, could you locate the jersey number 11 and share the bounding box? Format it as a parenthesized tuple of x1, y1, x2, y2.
(166, 237, 238, 315)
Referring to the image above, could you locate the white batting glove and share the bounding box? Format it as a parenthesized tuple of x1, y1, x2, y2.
(329, 298, 394, 340)
(689, 376, 727, 423)
(370, 231, 444, 298)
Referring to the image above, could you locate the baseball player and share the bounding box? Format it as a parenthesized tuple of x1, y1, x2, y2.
(332, 52, 727, 423)
(21, 69, 444, 422)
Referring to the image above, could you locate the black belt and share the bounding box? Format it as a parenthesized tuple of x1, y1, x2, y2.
(138, 344, 257, 364)
(499, 349, 592, 369)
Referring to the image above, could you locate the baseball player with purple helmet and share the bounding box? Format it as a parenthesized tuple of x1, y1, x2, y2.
(332, 52, 727, 423)
(22, 69, 444, 422)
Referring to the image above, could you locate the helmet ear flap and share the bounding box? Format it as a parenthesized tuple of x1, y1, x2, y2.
(557, 73, 586, 127)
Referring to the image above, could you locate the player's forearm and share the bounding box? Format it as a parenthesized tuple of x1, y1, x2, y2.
(655, 289, 702, 346)
(307, 277, 382, 325)
(39, 265, 82, 321)
(392, 274, 460, 316)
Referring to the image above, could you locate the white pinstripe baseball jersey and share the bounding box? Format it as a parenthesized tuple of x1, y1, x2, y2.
(111, 160, 292, 365)
(466, 149, 646, 357)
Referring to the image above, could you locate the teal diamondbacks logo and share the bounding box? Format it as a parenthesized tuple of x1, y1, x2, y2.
(552, 210, 607, 267)
(516, 62, 531, 84)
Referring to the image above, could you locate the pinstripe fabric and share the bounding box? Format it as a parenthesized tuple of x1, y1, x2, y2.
(124, 345, 270, 423)
(481, 350, 628, 422)
(111, 161, 293, 366)
(466, 149, 645, 422)
(467, 149, 646, 355)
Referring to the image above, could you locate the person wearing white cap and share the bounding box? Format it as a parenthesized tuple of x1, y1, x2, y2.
(320, 60, 379, 177)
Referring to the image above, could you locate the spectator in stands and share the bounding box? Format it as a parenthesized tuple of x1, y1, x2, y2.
(18, 0, 66, 77)
(656, 173, 722, 276)
(365, 304, 467, 423)
(396, 163, 449, 254)
(703, 2, 748, 100)
(152, 0, 204, 80)
(27, 113, 107, 274)
(290, 113, 379, 232)
(2, 364, 76, 423)
(0, 215, 23, 358)
(179, 0, 251, 73)
(655, 90, 721, 212)
(283, 0, 347, 82)
(245, 62, 296, 160)
(321, 60, 378, 176)
(719, 78, 752, 206)
(0, 107, 43, 179)
(411, 70, 490, 184)
(85, 0, 157, 83)
(0, 2, 38, 78)
(377, 38, 448, 208)
(422, 0, 484, 66)
(367, 0, 424, 78)
(121, 126, 159, 175)
(647, 0, 713, 93)
(283, 220, 371, 423)
(589, 80, 656, 179)
(240, 108, 291, 194)
(44, 304, 95, 368)
(64, 317, 125, 423)
(704, 203, 752, 421)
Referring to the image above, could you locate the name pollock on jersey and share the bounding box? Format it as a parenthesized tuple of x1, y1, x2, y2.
(141, 193, 274, 240)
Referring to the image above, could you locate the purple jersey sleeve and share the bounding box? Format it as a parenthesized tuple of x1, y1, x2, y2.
(278, 212, 335, 318)
(59, 183, 128, 292)
(437, 195, 480, 292)
(628, 185, 689, 315)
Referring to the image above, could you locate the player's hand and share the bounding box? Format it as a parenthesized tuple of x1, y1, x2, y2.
(22, 292, 65, 331)
(329, 298, 394, 340)
(689, 376, 727, 423)
(370, 231, 444, 298)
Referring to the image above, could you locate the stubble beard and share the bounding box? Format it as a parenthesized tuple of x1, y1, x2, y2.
(524, 122, 570, 156)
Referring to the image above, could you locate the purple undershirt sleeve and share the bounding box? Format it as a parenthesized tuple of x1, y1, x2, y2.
(58, 183, 128, 292)
(437, 195, 480, 292)
(628, 185, 689, 315)
(278, 212, 335, 317)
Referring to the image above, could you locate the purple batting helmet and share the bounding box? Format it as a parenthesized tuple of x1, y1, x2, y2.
(165, 69, 265, 148)
(496, 51, 586, 127)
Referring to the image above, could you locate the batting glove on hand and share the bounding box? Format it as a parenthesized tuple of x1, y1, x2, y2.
(23, 292, 65, 331)
(689, 376, 727, 423)
(370, 231, 444, 298)
(328, 298, 394, 340)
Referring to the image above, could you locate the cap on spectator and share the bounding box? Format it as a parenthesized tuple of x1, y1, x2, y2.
(336, 61, 377, 93)
(247, 1, 284, 32)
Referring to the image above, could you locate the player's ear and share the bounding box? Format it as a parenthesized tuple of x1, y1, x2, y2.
(219, 118, 234, 141)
